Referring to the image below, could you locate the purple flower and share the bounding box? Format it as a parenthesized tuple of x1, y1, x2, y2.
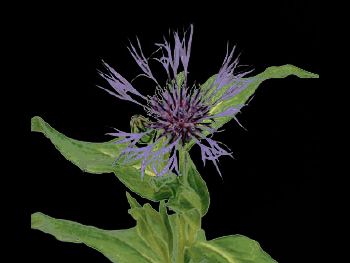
(99, 25, 251, 177)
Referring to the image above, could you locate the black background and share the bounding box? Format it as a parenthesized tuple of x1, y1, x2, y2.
(25, 1, 320, 262)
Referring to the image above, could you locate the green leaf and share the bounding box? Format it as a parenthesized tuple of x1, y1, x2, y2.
(31, 116, 210, 215)
(126, 192, 202, 263)
(186, 64, 319, 150)
(31, 116, 122, 174)
(116, 164, 179, 201)
(31, 212, 162, 263)
(188, 235, 277, 263)
(169, 208, 201, 263)
(31, 212, 275, 263)
(127, 202, 173, 262)
(167, 151, 210, 216)
(31, 192, 203, 263)
(31, 116, 180, 201)
(126, 191, 142, 208)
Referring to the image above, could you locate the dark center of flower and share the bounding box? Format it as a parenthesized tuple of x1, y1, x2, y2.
(149, 87, 210, 145)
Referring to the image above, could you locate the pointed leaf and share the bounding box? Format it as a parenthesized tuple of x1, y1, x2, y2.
(126, 191, 141, 208)
(31, 212, 162, 263)
(209, 65, 319, 128)
(186, 65, 319, 150)
(31, 116, 180, 201)
(31, 116, 121, 173)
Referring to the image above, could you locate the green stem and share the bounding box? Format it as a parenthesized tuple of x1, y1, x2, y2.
(176, 147, 187, 263)
(178, 147, 189, 181)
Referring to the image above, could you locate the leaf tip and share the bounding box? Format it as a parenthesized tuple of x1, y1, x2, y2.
(286, 64, 319, 79)
(31, 116, 45, 132)
(126, 192, 141, 209)
(31, 212, 45, 229)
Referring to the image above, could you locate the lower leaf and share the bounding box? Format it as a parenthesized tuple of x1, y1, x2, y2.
(188, 235, 277, 263)
(31, 212, 162, 263)
(126, 193, 202, 263)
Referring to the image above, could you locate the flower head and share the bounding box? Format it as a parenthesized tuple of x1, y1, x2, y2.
(99, 25, 251, 177)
